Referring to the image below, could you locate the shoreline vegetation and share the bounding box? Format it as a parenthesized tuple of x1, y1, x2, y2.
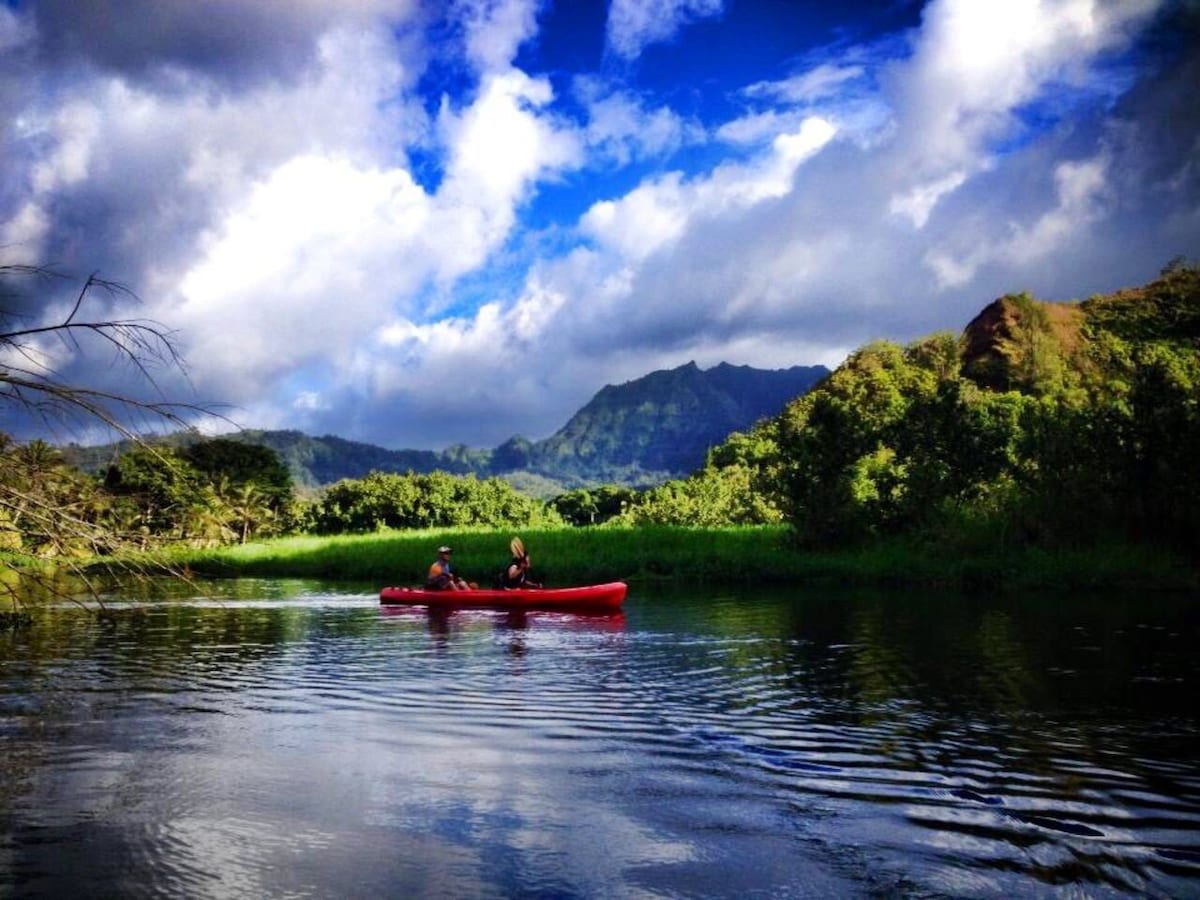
(5, 268, 1199, 611)
(161, 525, 1196, 594)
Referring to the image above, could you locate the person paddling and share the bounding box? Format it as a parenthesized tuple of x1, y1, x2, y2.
(499, 537, 542, 589)
(426, 545, 471, 591)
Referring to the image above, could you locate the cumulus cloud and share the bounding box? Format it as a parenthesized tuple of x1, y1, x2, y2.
(580, 116, 836, 260)
(2, 0, 1197, 450)
(883, 0, 1161, 226)
(435, 69, 582, 283)
(23, 0, 416, 86)
(456, 0, 542, 73)
(170, 63, 582, 408)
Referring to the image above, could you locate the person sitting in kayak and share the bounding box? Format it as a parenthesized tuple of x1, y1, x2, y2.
(427, 545, 471, 591)
(498, 537, 542, 589)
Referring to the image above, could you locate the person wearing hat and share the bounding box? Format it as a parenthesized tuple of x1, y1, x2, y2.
(426, 545, 471, 591)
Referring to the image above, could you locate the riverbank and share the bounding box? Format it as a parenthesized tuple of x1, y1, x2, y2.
(163, 525, 1197, 593)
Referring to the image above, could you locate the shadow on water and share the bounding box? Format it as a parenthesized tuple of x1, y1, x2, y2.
(0, 577, 1197, 897)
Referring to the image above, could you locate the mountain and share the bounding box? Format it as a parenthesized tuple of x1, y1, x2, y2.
(521, 361, 828, 483)
(61, 361, 829, 493)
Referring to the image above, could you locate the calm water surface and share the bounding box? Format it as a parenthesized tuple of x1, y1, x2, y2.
(1, 581, 1197, 898)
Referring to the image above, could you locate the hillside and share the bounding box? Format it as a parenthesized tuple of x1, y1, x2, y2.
(62, 360, 828, 493)
(523, 361, 827, 483)
(703, 265, 1200, 552)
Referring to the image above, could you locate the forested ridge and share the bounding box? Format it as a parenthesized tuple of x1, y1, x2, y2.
(642, 264, 1200, 554)
(3, 266, 1198, 570)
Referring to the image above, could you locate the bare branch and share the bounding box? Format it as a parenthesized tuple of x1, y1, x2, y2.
(1, 264, 230, 610)
(1, 264, 232, 438)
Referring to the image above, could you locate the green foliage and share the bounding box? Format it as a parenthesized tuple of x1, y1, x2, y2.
(612, 420, 787, 527)
(549, 485, 637, 526)
(4, 437, 296, 553)
(775, 340, 942, 543)
(169, 524, 1194, 592)
(614, 466, 778, 527)
(1082, 266, 1200, 344)
(994, 293, 1063, 393)
(522, 361, 827, 482)
(12, 270, 1199, 575)
(310, 470, 562, 534)
(180, 438, 294, 510)
(0, 438, 122, 557)
(104, 446, 210, 539)
(64, 362, 828, 491)
(763, 269, 1200, 555)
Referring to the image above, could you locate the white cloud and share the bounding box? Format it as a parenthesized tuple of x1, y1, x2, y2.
(167, 51, 584, 405)
(717, 110, 793, 146)
(0, 100, 103, 260)
(582, 116, 836, 259)
(885, 0, 1161, 222)
(3, 0, 1196, 451)
(434, 70, 582, 286)
(744, 64, 867, 104)
(924, 153, 1113, 288)
(605, 0, 723, 60)
(457, 0, 541, 73)
(176, 154, 431, 389)
(577, 78, 703, 165)
(0, 203, 50, 263)
(889, 170, 969, 228)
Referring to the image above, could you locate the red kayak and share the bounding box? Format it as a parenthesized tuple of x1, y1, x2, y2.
(379, 581, 627, 611)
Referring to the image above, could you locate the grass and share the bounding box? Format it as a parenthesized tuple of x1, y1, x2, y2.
(159, 525, 1198, 593)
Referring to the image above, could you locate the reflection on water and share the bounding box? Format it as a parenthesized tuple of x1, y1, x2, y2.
(1, 582, 1197, 898)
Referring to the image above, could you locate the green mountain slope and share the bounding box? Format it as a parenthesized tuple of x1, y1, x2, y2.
(525, 361, 827, 483)
(697, 265, 1200, 551)
(62, 361, 829, 492)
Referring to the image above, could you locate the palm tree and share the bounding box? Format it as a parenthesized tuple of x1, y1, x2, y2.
(1, 266, 223, 611)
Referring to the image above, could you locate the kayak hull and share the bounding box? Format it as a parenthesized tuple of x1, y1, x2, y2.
(379, 581, 626, 611)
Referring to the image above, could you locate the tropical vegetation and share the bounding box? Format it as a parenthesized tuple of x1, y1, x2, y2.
(3, 264, 1198, 602)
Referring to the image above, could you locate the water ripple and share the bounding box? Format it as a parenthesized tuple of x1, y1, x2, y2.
(2, 589, 1197, 898)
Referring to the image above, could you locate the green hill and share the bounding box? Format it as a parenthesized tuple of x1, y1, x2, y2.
(524, 361, 827, 483)
(693, 264, 1200, 554)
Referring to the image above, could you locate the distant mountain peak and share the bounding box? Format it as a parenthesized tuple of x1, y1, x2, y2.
(525, 361, 828, 482)
(63, 360, 830, 495)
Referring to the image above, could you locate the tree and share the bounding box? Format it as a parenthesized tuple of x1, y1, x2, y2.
(550, 485, 637, 526)
(310, 470, 559, 534)
(223, 481, 275, 545)
(180, 438, 294, 533)
(1, 265, 217, 608)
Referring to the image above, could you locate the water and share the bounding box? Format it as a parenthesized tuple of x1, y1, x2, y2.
(1, 581, 1197, 898)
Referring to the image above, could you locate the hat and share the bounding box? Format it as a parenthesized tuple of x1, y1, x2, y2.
(438, 545, 452, 554)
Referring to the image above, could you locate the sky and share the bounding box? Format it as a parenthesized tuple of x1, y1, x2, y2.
(1, 0, 1198, 450)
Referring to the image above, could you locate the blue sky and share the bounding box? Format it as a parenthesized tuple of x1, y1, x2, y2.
(2, 0, 1198, 449)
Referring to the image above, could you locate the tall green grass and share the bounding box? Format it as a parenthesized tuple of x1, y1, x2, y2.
(171, 526, 790, 585)
(164, 525, 1196, 591)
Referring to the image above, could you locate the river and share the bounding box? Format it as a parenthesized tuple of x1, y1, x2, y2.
(1, 580, 1197, 898)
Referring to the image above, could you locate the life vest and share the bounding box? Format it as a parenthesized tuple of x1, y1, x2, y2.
(497, 556, 527, 589)
(427, 559, 455, 589)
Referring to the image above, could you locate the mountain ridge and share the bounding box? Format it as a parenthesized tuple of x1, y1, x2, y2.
(62, 361, 829, 494)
